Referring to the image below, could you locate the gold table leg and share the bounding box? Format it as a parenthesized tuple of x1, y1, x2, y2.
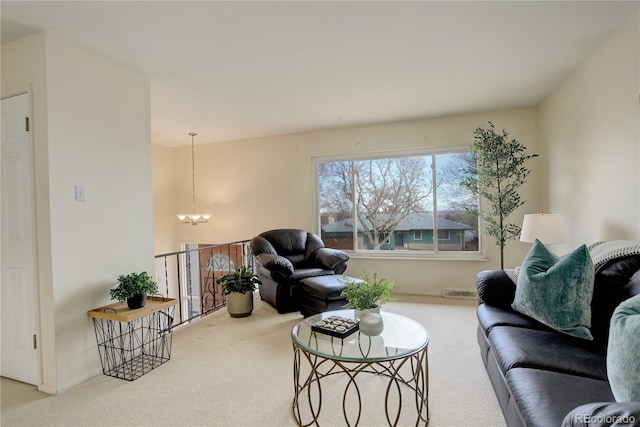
(292, 341, 429, 426)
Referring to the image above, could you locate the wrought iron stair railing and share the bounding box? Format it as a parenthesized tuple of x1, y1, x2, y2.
(154, 240, 256, 327)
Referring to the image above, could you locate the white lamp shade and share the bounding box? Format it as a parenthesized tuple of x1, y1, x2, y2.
(520, 213, 566, 244)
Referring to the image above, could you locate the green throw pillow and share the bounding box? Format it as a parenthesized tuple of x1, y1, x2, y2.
(512, 239, 594, 340)
(607, 294, 640, 402)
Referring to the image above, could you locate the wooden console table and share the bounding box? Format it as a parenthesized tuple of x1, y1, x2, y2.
(88, 296, 177, 381)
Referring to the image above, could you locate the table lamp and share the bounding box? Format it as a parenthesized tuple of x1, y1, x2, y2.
(520, 212, 566, 244)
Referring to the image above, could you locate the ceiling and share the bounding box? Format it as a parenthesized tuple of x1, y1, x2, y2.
(2, 1, 638, 147)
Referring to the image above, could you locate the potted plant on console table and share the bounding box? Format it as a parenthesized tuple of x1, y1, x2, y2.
(217, 265, 260, 318)
(109, 271, 158, 309)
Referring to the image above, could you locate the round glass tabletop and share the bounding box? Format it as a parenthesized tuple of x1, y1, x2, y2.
(292, 309, 429, 362)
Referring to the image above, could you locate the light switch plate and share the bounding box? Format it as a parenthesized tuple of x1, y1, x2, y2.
(75, 185, 86, 201)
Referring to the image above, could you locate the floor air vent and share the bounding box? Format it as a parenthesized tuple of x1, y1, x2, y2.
(442, 289, 477, 299)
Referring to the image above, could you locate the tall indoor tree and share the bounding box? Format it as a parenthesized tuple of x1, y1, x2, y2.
(460, 122, 538, 269)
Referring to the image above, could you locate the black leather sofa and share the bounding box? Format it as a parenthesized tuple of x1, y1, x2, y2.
(250, 229, 350, 314)
(476, 250, 640, 427)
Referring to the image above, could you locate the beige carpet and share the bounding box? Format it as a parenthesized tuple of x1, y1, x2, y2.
(1, 294, 505, 427)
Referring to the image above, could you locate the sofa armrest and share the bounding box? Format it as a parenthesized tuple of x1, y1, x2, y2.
(562, 402, 640, 427)
(476, 270, 516, 308)
(312, 248, 350, 274)
(255, 253, 294, 280)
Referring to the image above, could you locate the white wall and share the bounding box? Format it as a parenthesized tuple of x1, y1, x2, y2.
(539, 12, 640, 251)
(152, 143, 178, 255)
(2, 32, 154, 393)
(152, 143, 180, 298)
(155, 107, 541, 295)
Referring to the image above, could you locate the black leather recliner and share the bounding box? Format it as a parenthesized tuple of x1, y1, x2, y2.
(250, 229, 350, 314)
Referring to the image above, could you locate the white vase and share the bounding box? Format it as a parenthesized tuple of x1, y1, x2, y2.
(359, 311, 384, 336)
(355, 306, 380, 320)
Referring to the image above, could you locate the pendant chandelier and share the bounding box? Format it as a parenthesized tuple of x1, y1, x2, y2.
(177, 132, 211, 225)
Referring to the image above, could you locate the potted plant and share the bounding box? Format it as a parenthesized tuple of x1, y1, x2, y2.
(341, 271, 398, 318)
(109, 271, 158, 309)
(216, 265, 260, 318)
(459, 122, 538, 269)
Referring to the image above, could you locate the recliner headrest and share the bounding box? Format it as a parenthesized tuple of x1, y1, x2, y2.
(258, 229, 308, 255)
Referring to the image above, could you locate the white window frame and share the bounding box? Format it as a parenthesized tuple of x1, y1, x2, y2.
(312, 146, 485, 261)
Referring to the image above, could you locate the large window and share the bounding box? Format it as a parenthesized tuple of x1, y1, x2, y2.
(316, 150, 479, 255)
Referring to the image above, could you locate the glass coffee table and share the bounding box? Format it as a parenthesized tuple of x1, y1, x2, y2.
(291, 309, 429, 426)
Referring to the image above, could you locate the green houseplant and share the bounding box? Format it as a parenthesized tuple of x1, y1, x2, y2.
(109, 271, 158, 309)
(460, 122, 538, 269)
(341, 271, 398, 316)
(216, 265, 260, 318)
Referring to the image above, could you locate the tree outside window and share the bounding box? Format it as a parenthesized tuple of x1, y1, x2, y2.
(317, 151, 479, 254)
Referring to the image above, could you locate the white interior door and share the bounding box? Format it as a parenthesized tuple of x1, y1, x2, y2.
(1, 93, 38, 385)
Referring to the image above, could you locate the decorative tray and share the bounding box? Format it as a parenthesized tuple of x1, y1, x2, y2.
(311, 315, 359, 338)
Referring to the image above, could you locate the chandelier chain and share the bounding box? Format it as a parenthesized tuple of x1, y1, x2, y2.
(176, 132, 210, 225)
(190, 132, 196, 213)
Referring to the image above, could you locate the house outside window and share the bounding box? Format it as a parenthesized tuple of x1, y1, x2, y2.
(437, 229, 451, 241)
(315, 150, 479, 256)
